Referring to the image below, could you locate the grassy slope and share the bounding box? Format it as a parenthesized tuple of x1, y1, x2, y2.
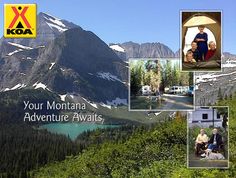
(32, 96, 236, 178)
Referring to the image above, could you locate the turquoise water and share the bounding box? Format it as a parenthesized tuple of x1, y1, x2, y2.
(40, 123, 118, 140)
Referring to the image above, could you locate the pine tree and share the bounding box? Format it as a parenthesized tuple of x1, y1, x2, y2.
(218, 87, 223, 100)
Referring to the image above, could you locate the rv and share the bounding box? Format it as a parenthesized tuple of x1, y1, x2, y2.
(188, 107, 223, 128)
(141, 85, 152, 95)
(169, 86, 189, 94)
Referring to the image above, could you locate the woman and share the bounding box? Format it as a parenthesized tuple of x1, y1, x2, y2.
(195, 128, 208, 156)
(194, 25, 208, 61)
(205, 41, 216, 60)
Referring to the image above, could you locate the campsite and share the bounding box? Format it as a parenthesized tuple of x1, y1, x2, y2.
(129, 58, 194, 110)
(188, 106, 229, 168)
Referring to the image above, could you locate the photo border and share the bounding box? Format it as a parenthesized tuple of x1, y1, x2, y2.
(180, 10, 223, 73)
(128, 57, 195, 112)
(187, 105, 230, 169)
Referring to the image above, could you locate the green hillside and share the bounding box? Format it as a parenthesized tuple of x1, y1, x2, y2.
(32, 95, 236, 178)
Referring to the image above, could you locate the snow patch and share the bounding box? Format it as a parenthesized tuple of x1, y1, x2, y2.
(46, 22, 68, 32)
(60, 68, 65, 72)
(3, 83, 26, 91)
(110, 45, 125, 52)
(222, 59, 236, 68)
(97, 72, 123, 83)
(222, 63, 236, 68)
(82, 97, 98, 109)
(59, 94, 67, 101)
(195, 70, 236, 84)
(49, 62, 56, 70)
(11, 84, 23, 90)
(100, 102, 112, 109)
(8, 42, 33, 50)
(7, 49, 23, 56)
(36, 45, 45, 48)
(33, 82, 47, 90)
(43, 13, 66, 27)
(4, 88, 10, 92)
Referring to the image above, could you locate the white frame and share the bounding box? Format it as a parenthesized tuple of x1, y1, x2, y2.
(180, 10, 223, 72)
(187, 106, 229, 169)
(128, 57, 195, 111)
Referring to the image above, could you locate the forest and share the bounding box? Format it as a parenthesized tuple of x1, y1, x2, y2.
(130, 59, 193, 96)
(0, 123, 76, 178)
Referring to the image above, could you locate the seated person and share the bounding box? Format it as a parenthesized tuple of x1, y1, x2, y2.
(201, 128, 223, 157)
(195, 128, 208, 156)
(184, 51, 196, 63)
(205, 41, 216, 60)
(187, 41, 201, 62)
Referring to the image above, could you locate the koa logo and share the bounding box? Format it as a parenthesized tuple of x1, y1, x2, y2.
(4, 4, 37, 38)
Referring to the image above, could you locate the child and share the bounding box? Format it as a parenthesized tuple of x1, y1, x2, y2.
(194, 25, 208, 61)
(185, 51, 196, 63)
(205, 41, 216, 60)
(188, 41, 201, 62)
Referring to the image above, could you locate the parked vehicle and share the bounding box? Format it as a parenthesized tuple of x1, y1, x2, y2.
(188, 107, 223, 128)
(169, 86, 182, 94)
(141, 85, 152, 95)
(188, 86, 194, 96)
(169, 86, 189, 94)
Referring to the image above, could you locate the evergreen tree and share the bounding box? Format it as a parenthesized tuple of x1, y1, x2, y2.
(218, 87, 223, 100)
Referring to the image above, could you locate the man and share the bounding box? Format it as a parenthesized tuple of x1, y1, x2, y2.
(194, 25, 208, 61)
(195, 128, 208, 156)
(188, 41, 201, 62)
(201, 128, 223, 157)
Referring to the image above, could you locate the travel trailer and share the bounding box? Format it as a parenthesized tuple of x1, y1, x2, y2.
(188, 107, 223, 128)
(141, 85, 152, 95)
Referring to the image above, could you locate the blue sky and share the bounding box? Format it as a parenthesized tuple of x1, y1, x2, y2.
(0, 0, 235, 53)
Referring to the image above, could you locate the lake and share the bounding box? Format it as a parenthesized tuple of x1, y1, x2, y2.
(40, 123, 118, 140)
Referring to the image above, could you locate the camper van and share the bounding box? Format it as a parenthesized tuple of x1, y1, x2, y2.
(141, 85, 152, 95)
(188, 107, 223, 128)
(169, 86, 181, 94)
(169, 86, 189, 94)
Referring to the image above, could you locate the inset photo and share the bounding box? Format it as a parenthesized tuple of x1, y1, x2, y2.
(188, 106, 229, 168)
(129, 58, 194, 111)
(181, 11, 222, 72)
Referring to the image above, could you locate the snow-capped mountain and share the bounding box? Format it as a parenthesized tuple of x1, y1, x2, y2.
(1, 12, 235, 108)
(0, 12, 128, 104)
(110, 42, 176, 61)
